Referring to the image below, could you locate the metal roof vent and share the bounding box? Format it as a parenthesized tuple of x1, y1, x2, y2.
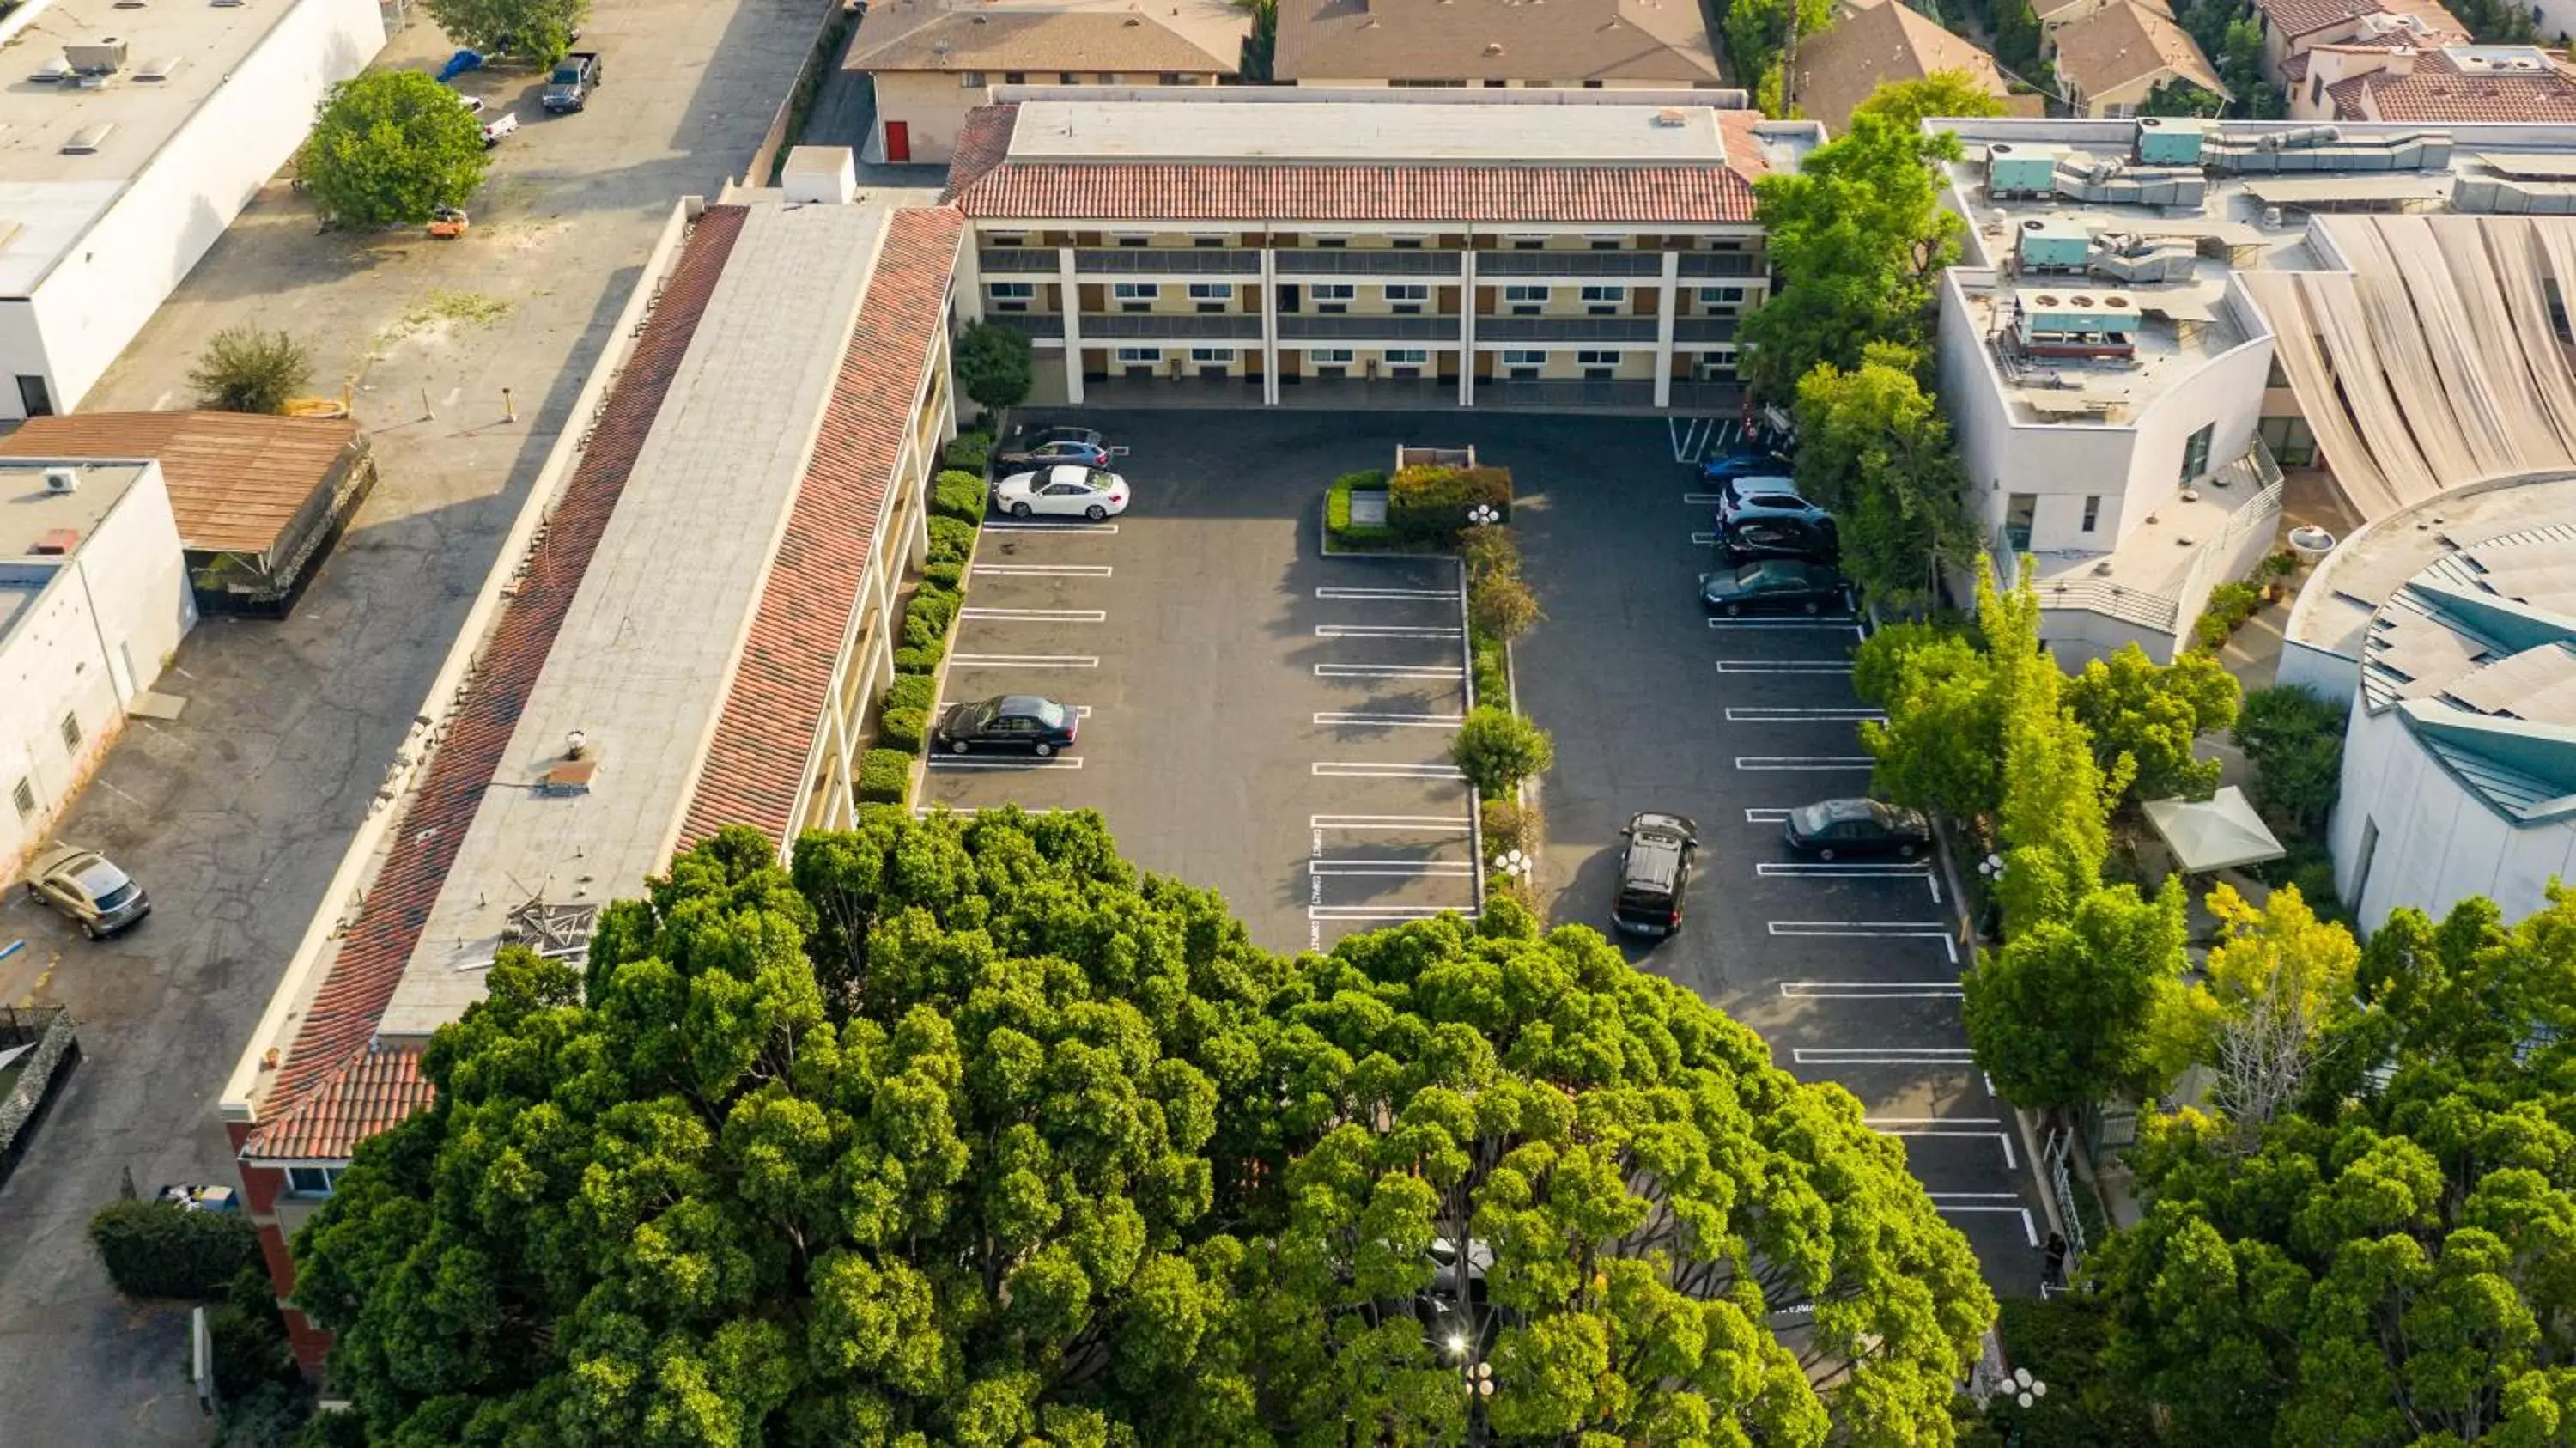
(134, 55, 180, 80)
(61, 123, 112, 154)
(1653, 106, 1687, 125)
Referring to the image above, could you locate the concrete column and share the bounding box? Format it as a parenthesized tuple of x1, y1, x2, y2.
(1655, 250, 1680, 411)
(1058, 246, 1084, 405)
(1458, 249, 1477, 409)
(1260, 246, 1280, 407)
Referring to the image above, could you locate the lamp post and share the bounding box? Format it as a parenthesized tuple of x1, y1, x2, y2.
(1997, 1366, 2049, 1447)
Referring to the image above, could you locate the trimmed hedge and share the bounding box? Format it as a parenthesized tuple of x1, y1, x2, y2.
(933, 470, 989, 523)
(1388, 464, 1510, 546)
(884, 672, 937, 715)
(88, 1200, 260, 1299)
(942, 431, 992, 474)
(857, 749, 913, 805)
(878, 708, 928, 754)
(894, 642, 944, 675)
(923, 560, 965, 590)
(1326, 469, 1394, 549)
(927, 515, 978, 565)
(904, 589, 960, 649)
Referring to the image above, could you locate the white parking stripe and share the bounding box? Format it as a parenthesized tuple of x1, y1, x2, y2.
(1780, 980, 1964, 999)
(1793, 1047, 1975, 1064)
(1870, 1124, 2019, 1171)
(1316, 664, 1465, 679)
(1683, 491, 1725, 504)
(1770, 920, 1957, 963)
(1315, 711, 1464, 728)
(1311, 814, 1473, 830)
(960, 608, 1105, 623)
(1309, 904, 1477, 921)
(1715, 660, 1854, 674)
(1316, 587, 1453, 600)
(1315, 624, 1463, 639)
(1309, 860, 1479, 877)
(1757, 861, 1930, 878)
(983, 521, 1119, 534)
(1735, 756, 1873, 770)
(1928, 1199, 2038, 1245)
(1744, 808, 1795, 823)
(927, 756, 1084, 770)
(1727, 707, 1885, 721)
(1691, 531, 1720, 545)
(973, 563, 1112, 576)
(950, 654, 1098, 668)
(1705, 618, 1863, 632)
(1311, 762, 1467, 779)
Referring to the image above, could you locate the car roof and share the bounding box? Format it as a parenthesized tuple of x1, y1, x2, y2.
(1024, 425, 1101, 445)
(1622, 833, 1686, 891)
(995, 694, 1057, 714)
(1046, 464, 1098, 485)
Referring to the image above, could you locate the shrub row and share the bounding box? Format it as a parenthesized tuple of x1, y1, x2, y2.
(932, 469, 987, 525)
(2190, 579, 2264, 651)
(1388, 464, 1511, 546)
(1326, 469, 1394, 550)
(942, 431, 992, 476)
(88, 1200, 260, 1300)
(866, 465, 996, 809)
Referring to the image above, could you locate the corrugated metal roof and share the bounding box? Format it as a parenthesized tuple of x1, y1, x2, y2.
(0, 411, 359, 557)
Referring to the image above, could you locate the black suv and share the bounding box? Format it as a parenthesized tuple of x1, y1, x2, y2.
(1611, 812, 1699, 937)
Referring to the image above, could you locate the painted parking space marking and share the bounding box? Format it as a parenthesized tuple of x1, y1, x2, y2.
(1735, 756, 1874, 771)
(1309, 904, 1477, 922)
(1683, 491, 1726, 504)
(1867, 1117, 2018, 1170)
(1781, 979, 1963, 1000)
(1705, 618, 1864, 633)
(1770, 920, 1957, 963)
(1310, 813, 1474, 830)
(1315, 711, 1464, 729)
(927, 756, 1084, 771)
(1929, 1196, 2039, 1246)
(1316, 663, 1465, 679)
(1715, 660, 1853, 674)
(1727, 707, 1885, 722)
(1744, 808, 1795, 823)
(983, 521, 1119, 534)
(1669, 416, 1737, 463)
(1792, 1047, 1975, 1064)
(1312, 761, 1467, 779)
(1316, 587, 1452, 600)
(1309, 860, 1479, 877)
(960, 608, 1106, 623)
(973, 563, 1113, 577)
(912, 805, 1065, 817)
(1315, 624, 1463, 640)
(1758, 861, 1929, 878)
(951, 654, 1098, 668)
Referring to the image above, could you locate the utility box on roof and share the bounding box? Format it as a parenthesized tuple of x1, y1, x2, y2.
(2134, 117, 2208, 166)
(2016, 218, 2091, 271)
(781, 146, 858, 206)
(1987, 142, 2063, 198)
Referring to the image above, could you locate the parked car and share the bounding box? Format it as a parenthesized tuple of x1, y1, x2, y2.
(993, 464, 1129, 520)
(21, 844, 149, 939)
(542, 51, 602, 113)
(1718, 488, 1836, 535)
(1698, 450, 1795, 484)
(1783, 799, 1932, 861)
(1611, 812, 1698, 937)
(478, 109, 519, 147)
(451, 91, 487, 118)
(933, 695, 1079, 756)
(1718, 516, 1838, 564)
(1698, 559, 1851, 616)
(994, 437, 1115, 471)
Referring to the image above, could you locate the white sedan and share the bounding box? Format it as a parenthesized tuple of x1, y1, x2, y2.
(993, 465, 1130, 521)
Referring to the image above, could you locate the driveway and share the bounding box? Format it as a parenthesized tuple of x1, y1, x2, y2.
(0, 0, 827, 1435)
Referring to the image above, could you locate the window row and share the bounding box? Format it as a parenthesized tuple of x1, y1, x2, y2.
(991, 283, 1746, 311)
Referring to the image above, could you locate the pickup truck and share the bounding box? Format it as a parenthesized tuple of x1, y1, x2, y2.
(541, 51, 601, 113)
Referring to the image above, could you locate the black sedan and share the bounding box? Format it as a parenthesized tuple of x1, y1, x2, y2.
(1698, 559, 1850, 616)
(1719, 516, 1838, 565)
(1783, 800, 1932, 861)
(933, 695, 1078, 756)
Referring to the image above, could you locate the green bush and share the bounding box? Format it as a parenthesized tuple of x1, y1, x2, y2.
(883, 672, 937, 715)
(932, 470, 989, 523)
(2192, 579, 2264, 649)
(904, 589, 959, 648)
(1457, 523, 1522, 586)
(943, 431, 992, 474)
(1469, 570, 1541, 644)
(1450, 705, 1554, 796)
(1471, 635, 1510, 709)
(1327, 470, 1394, 547)
(922, 560, 965, 591)
(2235, 684, 2347, 837)
(1387, 464, 1510, 546)
(1481, 796, 1540, 855)
(927, 515, 978, 565)
(88, 1201, 260, 1299)
(894, 642, 944, 675)
(877, 707, 928, 755)
(857, 749, 913, 806)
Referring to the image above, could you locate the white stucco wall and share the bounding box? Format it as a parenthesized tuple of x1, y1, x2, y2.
(1, 465, 192, 871)
(2330, 703, 2576, 933)
(9, 0, 384, 417)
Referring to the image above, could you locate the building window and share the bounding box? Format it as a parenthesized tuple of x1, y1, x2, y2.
(1386, 283, 1427, 313)
(1060, 71, 1079, 83)
(2310, 74, 2325, 106)
(1392, 235, 1425, 250)
(1159, 72, 1184, 84)
(1503, 284, 1547, 313)
(1577, 349, 1619, 379)
(1309, 348, 1354, 363)
(1115, 347, 1162, 363)
(1510, 234, 1546, 250)
(961, 71, 987, 88)
(1190, 348, 1234, 363)
(1695, 350, 1738, 380)
(1698, 285, 1745, 307)
(1187, 283, 1232, 301)
(1314, 234, 1349, 249)
(1003, 71, 1026, 85)
(1580, 284, 1625, 314)
(1582, 78, 1605, 88)
(1501, 349, 1543, 380)
(989, 282, 1035, 300)
(2181, 423, 2215, 481)
(1114, 233, 1151, 247)
(9, 776, 32, 820)
(1314, 283, 1354, 313)
(2081, 495, 2101, 532)
(285, 1166, 342, 1198)
(60, 712, 82, 753)
(1384, 349, 1428, 364)
(2005, 493, 2037, 553)
(1192, 235, 1224, 248)
(1586, 233, 1623, 251)
(1113, 282, 1157, 311)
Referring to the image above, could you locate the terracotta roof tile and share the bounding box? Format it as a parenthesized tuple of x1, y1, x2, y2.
(2257, 0, 2465, 40)
(241, 206, 751, 1159)
(240, 1046, 428, 1161)
(846, 0, 1245, 72)
(681, 206, 965, 848)
(1792, 0, 2029, 133)
(944, 103, 1023, 203)
(1275, 0, 1721, 84)
(2052, 0, 2228, 100)
(952, 159, 1759, 222)
(2327, 49, 2576, 120)
(0, 411, 361, 557)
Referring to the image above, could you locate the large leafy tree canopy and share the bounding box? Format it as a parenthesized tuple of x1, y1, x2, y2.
(301, 70, 490, 229)
(2063, 645, 2240, 808)
(1793, 343, 1977, 609)
(295, 812, 1993, 1445)
(2089, 887, 2576, 1445)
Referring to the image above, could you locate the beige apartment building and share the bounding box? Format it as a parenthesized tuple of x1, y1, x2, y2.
(946, 88, 1821, 411)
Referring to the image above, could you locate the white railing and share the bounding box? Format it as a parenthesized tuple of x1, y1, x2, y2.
(2008, 438, 2286, 643)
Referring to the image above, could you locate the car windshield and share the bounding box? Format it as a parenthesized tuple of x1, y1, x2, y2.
(963, 703, 999, 731)
(94, 882, 138, 911)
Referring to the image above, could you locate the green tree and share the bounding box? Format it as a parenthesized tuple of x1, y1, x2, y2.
(1965, 879, 2190, 1111)
(2233, 684, 2346, 837)
(1856, 621, 2006, 824)
(2064, 644, 2240, 806)
(423, 0, 588, 65)
(1793, 341, 1977, 608)
(1985, 565, 2129, 933)
(1739, 113, 1965, 400)
(1725, 0, 1836, 106)
(295, 812, 1996, 1442)
(954, 321, 1036, 417)
(2137, 80, 2227, 116)
(1992, 0, 2043, 72)
(301, 70, 489, 229)
(1850, 70, 2008, 130)
(1449, 704, 1554, 794)
(2183, 884, 2360, 1143)
(186, 326, 313, 416)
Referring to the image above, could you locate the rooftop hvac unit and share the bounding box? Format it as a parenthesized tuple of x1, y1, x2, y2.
(44, 467, 77, 494)
(64, 38, 129, 74)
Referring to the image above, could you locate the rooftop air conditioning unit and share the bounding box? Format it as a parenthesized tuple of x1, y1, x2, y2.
(44, 467, 77, 494)
(64, 38, 129, 74)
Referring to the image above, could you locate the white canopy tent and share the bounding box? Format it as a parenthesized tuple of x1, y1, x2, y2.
(2142, 786, 2287, 873)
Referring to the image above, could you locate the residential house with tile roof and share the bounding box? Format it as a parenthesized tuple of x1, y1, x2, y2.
(1789, 0, 2042, 134)
(220, 151, 963, 1372)
(844, 0, 1248, 163)
(1273, 0, 1722, 88)
(2050, 0, 2232, 113)
(2252, 0, 2470, 81)
(946, 87, 1823, 409)
(2287, 42, 2576, 120)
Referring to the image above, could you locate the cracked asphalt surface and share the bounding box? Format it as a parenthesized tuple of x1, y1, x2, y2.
(0, 0, 825, 1435)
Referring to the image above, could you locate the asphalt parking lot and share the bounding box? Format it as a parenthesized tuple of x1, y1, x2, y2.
(922, 411, 1482, 952)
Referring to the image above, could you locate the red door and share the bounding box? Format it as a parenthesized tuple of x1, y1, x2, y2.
(883, 120, 910, 163)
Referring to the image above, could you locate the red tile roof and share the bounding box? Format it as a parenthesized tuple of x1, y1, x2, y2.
(240, 205, 752, 1159)
(2257, 0, 2465, 40)
(681, 206, 965, 848)
(944, 104, 1023, 203)
(2326, 50, 2576, 120)
(240, 1046, 428, 1161)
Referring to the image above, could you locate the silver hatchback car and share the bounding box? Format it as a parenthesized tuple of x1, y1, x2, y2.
(22, 844, 149, 939)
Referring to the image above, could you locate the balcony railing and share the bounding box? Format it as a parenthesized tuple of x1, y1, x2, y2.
(1478, 316, 1656, 343)
(1074, 248, 1261, 275)
(1673, 317, 1740, 344)
(1477, 251, 1663, 277)
(983, 313, 1064, 341)
(1677, 252, 1764, 277)
(979, 248, 1059, 274)
(1275, 250, 1464, 277)
(1279, 314, 1460, 341)
(1078, 313, 1265, 340)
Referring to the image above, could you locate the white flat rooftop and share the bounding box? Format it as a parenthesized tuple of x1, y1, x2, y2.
(0, 459, 149, 642)
(0, 0, 313, 292)
(1005, 99, 1728, 165)
(2292, 475, 2576, 663)
(378, 198, 896, 1041)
